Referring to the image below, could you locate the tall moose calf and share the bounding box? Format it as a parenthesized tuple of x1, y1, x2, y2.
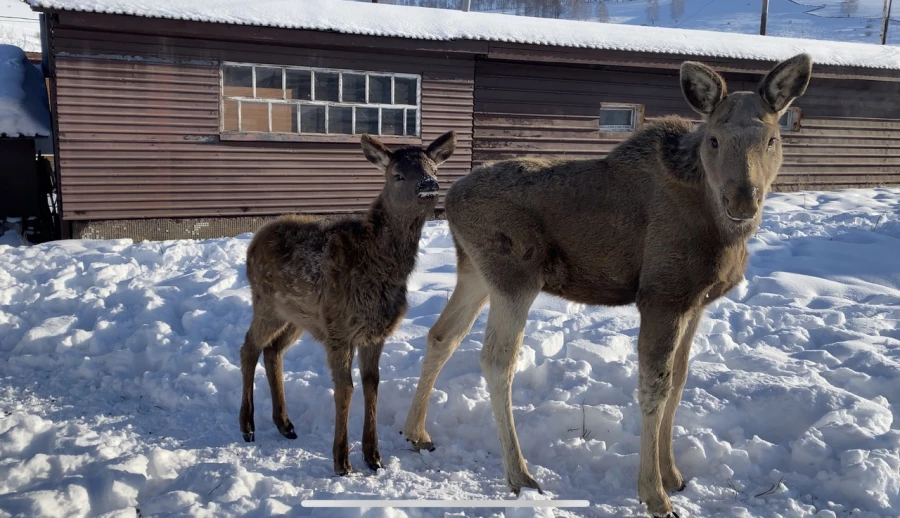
(239, 131, 456, 474)
(403, 55, 812, 517)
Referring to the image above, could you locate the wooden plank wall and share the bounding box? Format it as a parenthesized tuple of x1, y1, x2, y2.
(51, 18, 475, 221)
(473, 60, 900, 191)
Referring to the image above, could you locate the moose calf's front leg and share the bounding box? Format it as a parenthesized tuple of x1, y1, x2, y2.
(359, 341, 386, 471)
(658, 310, 703, 494)
(328, 345, 355, 475)
(636, 304, 695, 518)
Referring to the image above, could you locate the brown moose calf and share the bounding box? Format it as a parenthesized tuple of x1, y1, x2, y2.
(239, 131, 456, 474)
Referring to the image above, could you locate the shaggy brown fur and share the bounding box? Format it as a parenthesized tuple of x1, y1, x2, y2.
(402, 55, 812, 517)
(239, 131, 456, 475)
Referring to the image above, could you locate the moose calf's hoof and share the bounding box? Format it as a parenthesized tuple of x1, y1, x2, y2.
(407, 437, 436, 452)
(508, 472, 543, 496)
(242, 432, 254, 443)
(661, 468, 685, 493)
(334, 460, 352, 476)
(366, 458, 384, 471)
(277, 422, 297, 440)
(654, 513, 680, 518)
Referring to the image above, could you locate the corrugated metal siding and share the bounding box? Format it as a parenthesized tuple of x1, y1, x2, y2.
(51, 23, 474, 221)
(473, 61, 900, 191)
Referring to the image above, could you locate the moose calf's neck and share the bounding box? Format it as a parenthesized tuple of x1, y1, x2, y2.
(363, 194, 428, 280)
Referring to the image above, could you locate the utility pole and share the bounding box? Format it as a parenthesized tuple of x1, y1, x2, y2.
(882, 0, 893, 45)
(760, 0, 769, 35)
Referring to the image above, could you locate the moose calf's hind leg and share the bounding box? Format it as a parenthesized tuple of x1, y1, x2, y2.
(264, 324, 303, 440)
(403, 259, 489, 451)
(480, 290, 542, 494)
(359, 340, 386, 470)
(239, 338, 263, 443)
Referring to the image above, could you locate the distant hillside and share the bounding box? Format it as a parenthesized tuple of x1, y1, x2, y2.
(5, 0, 898, 53)
(0, 1, 41, 53)
(351, 0, 900, 45)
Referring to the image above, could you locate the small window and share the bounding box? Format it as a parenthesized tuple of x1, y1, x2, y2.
(599, 104, 641, 132)
(221, 63, 421, 138)
(779, 107, 801, 132)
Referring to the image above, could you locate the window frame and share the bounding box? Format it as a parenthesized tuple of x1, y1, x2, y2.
(779, 106, 801, 132)
(218, 62, 423, 144)
(599, 103, 644, 133)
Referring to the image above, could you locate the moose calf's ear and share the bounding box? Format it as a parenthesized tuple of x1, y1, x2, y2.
(758, 53, 812, 114)
(360, 134, 393, 171)
(426, 131, 457, 166)
(680, 61, 727, 116)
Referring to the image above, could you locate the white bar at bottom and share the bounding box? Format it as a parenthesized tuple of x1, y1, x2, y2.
(301, 499, 589, 508)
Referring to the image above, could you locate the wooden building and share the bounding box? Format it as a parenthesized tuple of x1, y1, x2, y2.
(0, 43, 55, 241)
(26, 0, 900, 240)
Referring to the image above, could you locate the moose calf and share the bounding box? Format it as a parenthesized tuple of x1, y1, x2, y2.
(403, 54, 812, 517)
(239, 131, 456, 474)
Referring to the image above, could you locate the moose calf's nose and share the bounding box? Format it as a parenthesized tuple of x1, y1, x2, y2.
(722, 191, 760, 221)
(419, 177, 439, 192)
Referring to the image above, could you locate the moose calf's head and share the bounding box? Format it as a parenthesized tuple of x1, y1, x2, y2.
(361, 131, 457, 215)
(680, 53, 812, 225)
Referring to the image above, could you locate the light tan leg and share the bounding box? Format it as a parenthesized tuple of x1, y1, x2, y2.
(239, 309, 288, 443)
(658, 309, 703, 493)
(480, 289, 541, 494)
(263, 324, 303, 440)
(403, 256, 489, 450)
(636, 306, 695, 518)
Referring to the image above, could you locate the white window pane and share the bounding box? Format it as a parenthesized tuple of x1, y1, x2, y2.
(599, 108, 635, 131)
(286, 70, 312, 101)
(328, 105, 353, 134)
(356, 107, 379, 134)
(241, 102, 269, 132)
(255, 67, 283, 99)
(223, 65, 252, 97)
(405, 109, 417, 136)
(343, 74, 366, 103)
(300, 105, 326, 134)
(394, 77, 417, 105)
(315, 72, 339, 102)
(272, 104, 296, 133)
(382, 108, 404, 136)
(369, 76, 391, 104)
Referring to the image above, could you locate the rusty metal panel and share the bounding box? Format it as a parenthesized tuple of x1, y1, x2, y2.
(474, 60, 900, 191)
(51, 20, 475, 222)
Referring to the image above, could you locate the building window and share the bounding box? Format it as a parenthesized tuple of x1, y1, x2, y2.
(221, 63, 421, 137)
(599, 103, 642, 132)
(779, 107, 801, 132)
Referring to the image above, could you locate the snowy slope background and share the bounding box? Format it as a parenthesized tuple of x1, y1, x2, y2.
(8, 0, 900, 50)
(0, 1, 40, 52)
(349, 0, 900, 45)
(2, 188, 900, 517)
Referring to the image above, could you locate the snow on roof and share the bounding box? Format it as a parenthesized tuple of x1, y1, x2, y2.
(0, 44, 51, 138)
(23, 0, 900, 71)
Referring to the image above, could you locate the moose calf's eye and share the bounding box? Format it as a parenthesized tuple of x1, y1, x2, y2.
(393, 174, 404, 181)
(710, 137, 719, 149)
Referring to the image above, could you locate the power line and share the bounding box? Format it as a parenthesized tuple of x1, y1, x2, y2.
(675, 0, 716, 28)
(0, 15, 39, 21)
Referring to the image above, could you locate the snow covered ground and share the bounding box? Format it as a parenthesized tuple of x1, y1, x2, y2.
(2, 188, 900, 517)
